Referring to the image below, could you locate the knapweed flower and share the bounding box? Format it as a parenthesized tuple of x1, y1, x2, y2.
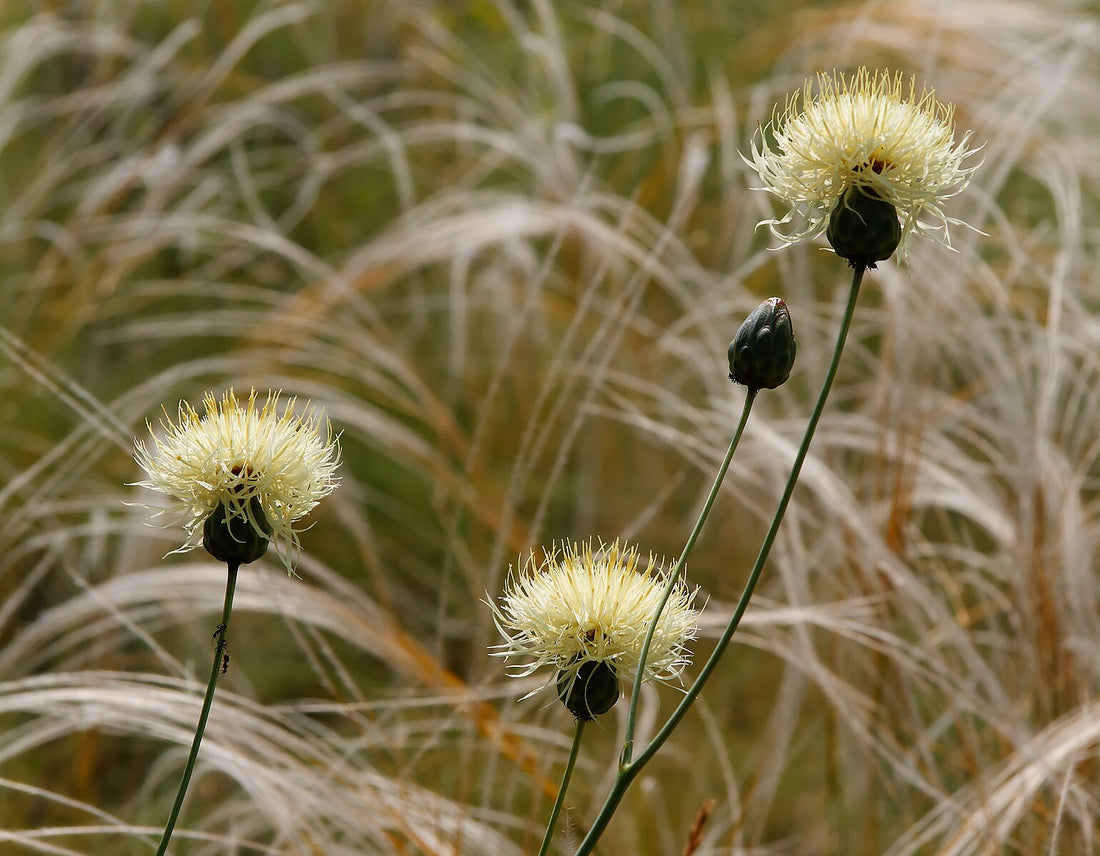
(729, 297, 797, 390)
(133, 388, 340, 572)
(748, 67, 981, 265)
(489, 540, 698, 720)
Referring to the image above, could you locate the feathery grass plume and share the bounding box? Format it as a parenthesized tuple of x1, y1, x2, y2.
(490, 540, 698, 720)
(133, 388, 341, 573)
(748, 67, 981, 262)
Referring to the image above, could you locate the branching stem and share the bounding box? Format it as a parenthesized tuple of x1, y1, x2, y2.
(574, 265, 866, 856)
(621, 387, 757, 764)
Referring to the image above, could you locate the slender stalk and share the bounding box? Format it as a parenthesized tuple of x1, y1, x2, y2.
(155, 562, 240, 856)
(621, 388, 757, 765)
(536, 719, 587, 856)
(574, 265, 866, 856)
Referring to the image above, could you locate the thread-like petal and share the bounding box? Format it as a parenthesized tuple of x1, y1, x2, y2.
(748, 67, 981, 260)
(489, 540, 699, 703)
(133, 388, 341, 573)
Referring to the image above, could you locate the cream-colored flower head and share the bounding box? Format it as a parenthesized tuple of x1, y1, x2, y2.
(133, 388, 340, 573)
(489, 540, 698, 699)
(748, 67, 981, 260)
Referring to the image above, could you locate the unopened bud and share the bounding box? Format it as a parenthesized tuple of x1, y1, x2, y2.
(826, 184, 901, 269)
(557, 660, 619, 721)
(202, 496, 271, 565)
(728, 297, 797, 390)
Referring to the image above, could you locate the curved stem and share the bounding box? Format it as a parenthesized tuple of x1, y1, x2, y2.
(155, 562, 240, 856)
(574, 265, 866, 856)
(537, 719, 587, 856)
(622, 388, 757, 765)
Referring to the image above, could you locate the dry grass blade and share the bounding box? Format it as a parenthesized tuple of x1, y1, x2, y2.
(1, 1, 1098, 854)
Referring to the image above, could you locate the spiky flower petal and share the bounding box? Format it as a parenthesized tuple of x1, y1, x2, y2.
(133, 388, 340, 573)
(748, 67, 981, 260)
(489, 540, 698, 709)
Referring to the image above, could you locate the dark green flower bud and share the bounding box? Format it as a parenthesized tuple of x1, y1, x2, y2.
(557, 659, 619, 721)
(728, 297, 797, 390)
(826, 184, 901, 269)
(202, 495, 271, 565)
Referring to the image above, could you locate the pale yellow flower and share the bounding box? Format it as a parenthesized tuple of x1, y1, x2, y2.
(134, 388, 340, 572)
(748, 67, 981, 260)
(489, 540, 698, 708)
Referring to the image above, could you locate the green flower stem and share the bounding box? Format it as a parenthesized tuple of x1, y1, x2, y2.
(536, 719, 587, 856)
(574, 264, 866, 856)
(621, 387, 758, 765)
(155, 561, 240, 856)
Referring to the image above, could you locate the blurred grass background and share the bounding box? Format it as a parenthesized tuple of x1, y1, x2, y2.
(1, 0, 1099, 854)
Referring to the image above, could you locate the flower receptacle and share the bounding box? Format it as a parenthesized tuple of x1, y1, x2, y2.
(202, 496, 272, 565)
(558, 660, 620, 721)
(826, 184, 902, 269)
